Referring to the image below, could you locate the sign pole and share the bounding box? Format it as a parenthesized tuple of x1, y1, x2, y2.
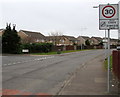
(107, 29, 110, 93)
(105, 30, 107, 59)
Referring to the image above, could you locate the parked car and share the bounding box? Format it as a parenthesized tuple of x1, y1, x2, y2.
(117, 46, 120, 50)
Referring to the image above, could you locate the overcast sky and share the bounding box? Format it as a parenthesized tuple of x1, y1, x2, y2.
(0, 0, 120, 38)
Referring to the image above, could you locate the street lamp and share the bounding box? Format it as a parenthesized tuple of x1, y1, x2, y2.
(93, 6, 99, 8)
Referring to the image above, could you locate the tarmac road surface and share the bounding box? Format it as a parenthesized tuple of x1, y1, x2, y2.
(2, 50, 106, 95)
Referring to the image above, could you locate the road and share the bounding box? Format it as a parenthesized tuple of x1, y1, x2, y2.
(2, 50, 106, 95)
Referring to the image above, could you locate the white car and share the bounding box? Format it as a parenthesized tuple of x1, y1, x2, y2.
(117, 46, 120, 50)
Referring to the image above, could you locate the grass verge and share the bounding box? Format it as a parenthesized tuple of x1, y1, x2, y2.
(32, 49, 96, 55)
(104, 55, 112, 70)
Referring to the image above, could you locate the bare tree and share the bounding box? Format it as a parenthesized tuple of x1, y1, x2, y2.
(48, 31, 63, 45)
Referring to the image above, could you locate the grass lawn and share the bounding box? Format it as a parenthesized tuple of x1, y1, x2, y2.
(104, 55, 112, 70)
(32, 49, 95, 55)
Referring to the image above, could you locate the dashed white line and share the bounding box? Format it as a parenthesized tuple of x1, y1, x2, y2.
(24, 61, 29, 63)
(3, 56, 55, 66)
(7, 63, 11, 66)
(17, 62, 21, 63)
(3, 56, 54, 66)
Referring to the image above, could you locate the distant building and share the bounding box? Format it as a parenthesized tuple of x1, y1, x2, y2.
(91, 37, 103, 45)
(47, 35, 78, 46)
(62, 35, 78, 45)
(18, 30, 46, 43)
(0, 36, 2, 53)
(103, 37, 118, 45)
(1, 28, 119, 47)
(110, 38, 118, 45)
(77, 36, 91, 45)
(0, 29, 4, 36)
(0, 29, 4, 53)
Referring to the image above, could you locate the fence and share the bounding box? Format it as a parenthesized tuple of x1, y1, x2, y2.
(112, 50, 120, 80)
(52, 45, 104, 52)
(52, 45, 76, 51)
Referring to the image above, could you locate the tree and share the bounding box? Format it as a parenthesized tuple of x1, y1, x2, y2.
(99, 41, 103, 46)
(2, 23, 21, 54)
(85, 39, 90, 46)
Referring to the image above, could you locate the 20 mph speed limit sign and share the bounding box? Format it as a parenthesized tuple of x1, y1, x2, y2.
(99, 4, 119, 30)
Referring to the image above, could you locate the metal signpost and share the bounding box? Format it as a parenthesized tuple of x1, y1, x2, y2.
(104, 30, 107, 59)
(99, 4, 119, 93)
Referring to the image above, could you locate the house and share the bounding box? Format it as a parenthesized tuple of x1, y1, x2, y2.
(77, 36, 91, 45)
(103, 38, 118, 45)
(62, 35, 78, 45)
(0, 36, 1, 53)
(110, 38, 118, 45)
(47, 35, 78, 45)
(91, 36, 103, 45)
(18, 30, 46, 43)
(0, 29, 4, 36)
(47, 36, 62, 45)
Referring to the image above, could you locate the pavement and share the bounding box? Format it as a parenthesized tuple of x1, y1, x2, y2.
(58, 54, 119, 95)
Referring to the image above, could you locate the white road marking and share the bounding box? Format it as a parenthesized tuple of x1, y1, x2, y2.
(17, 62, 21, 63)
(3, 56, 55, 67)
(7, 63, 11, 66)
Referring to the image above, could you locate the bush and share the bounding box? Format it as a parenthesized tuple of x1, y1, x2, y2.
(22, 43, 53, 53)
(85, 39, 90, 46)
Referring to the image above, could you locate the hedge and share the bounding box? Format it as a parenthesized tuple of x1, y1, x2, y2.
(22, 43, 53, 53)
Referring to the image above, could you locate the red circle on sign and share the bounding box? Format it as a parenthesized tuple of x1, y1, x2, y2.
(102, 5, 116, 18)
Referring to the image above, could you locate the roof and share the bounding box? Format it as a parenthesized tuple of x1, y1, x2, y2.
(47, 35, 77, 41)
(103, 37, 118, 41)
(0, 29, 4, 31)
(91, 36, 103, 41)
(0, 29, 4, 32)
(0, 29, 4, 36)
(19, 30, 46, 39)
(110, 38, 118, 42)
(78, 36, 90, 40)
(46, 36, 62, 41)
(62, 35, 77, 41)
